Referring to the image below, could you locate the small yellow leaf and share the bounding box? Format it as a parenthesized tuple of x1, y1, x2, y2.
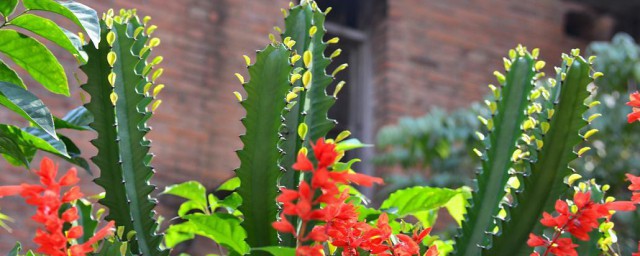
(152, 68, 164, 82)
(583, 129, 598, 140)
(286, 91, 298, 102)
(592, 72, 604, 79)
(330, 49, 342, 59)
(304, 50, 312, 68)
(494, 71, 506, 84)
(566, 174, 582, 186)
(309, 26, 318, 37)
(152, 99, 162, 112)
(291, 54, 301, 65)
(541, 122, 550, 134)
(233, 91, 243, 102)
(133, 27, 144, 38)
(333, 81, 345, 97)
(274, 26, 282, 34)
(531, 48, 540, 59)
(286, 39, 296, 49)
(326, 37, 339, 44)
(107, 52, 117, 67)
(108, 72, 116, 87)
(475, 132, 485, 141)
(106, 31, 116, 46)
(153, 84, 165, 97)
(332, 63, 348, 77)
(511, 149, 523, 162)
(149, 38, 161, 48)
(503, 57, 511, 71)
(298, 123, 308, 139)
(577, 147, 591, 157)
(536, 139, 544, 149)
(588, 56, 597, 64)
(299, 147, 308, 156)
(269, 33, 276, 43)
(243, 55, 251, 66)
(143, 82, 152, 95)
(587, 113, 602, 123)
(147, 25, 158, 36)
(508, 49, 516, 59)
(143, 16, 151, 25)
(110, 92, 118, 105)
(336, 130, 351, 143)
(535, 60, 546, 71)
(588, 101, 601, 108)
(281, 8, 288, 17)
(152, 56, 164, 65)
(473, 148, 483, 157)
(290, 74, 302, 84)
(324, 7, 332, 15)
(235, 73, 245, 84)
(571, 48, 580, 56)
(302, 71, 312, 89)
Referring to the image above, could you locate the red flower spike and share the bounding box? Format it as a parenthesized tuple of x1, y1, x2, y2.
(632, 241, 640, 256)
(292, 153, 314, 171)
(0, 158, 115, 255)
(627, 92, 640, 123)
(424, 246, 439, 256)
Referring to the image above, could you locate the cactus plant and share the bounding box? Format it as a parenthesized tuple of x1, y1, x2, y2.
(81, 10, 167, 256)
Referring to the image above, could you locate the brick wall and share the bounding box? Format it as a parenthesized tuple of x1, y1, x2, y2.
(0, 0, 586, 254)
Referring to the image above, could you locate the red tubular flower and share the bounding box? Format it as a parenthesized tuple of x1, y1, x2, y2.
(627, 173, 640, 203)
(273, 138, 394, 255)
(0, 158, 114, 256)
(628, 91, 640, 123)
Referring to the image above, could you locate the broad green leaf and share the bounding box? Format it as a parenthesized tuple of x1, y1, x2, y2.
(445, 187, 471, 226)
(178, 200, 205, 217)
(0, 124, 66, 167)
(0, 81, 56, 137)
(186, 214, 250, 255)
(164, 222, 197, 248)
(0, 59, 25, 88)
(163, 181, 207, 209)
(253, 246, 296, 256)
(0, 0, 18, 17)
(60, 135, 91, 174)
(0, 30, 69, 95)
(335, 138, 372, 152)
(23, 127, 68, 157)
(23, 0, 100, 47)
(380, 186, 461, 217)
(217, 176, 240, 191)
(220, 192, 242, 211)
(9, 14, 86, 62)
(55, 106, 93, 131)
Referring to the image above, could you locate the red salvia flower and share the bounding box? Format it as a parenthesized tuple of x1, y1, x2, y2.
(0, 158, 115, 256)
(627, 173, 640, 203)
(628, 91, 640, 123)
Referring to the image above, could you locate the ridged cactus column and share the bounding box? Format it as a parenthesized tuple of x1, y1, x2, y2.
(81, 10, 167, 255)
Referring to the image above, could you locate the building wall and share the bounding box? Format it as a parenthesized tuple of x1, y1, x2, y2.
(0, 0, 586, 254)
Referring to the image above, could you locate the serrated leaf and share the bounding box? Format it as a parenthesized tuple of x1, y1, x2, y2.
(23, 0, 100, 47)
(0, 81, 56, 137)
(9, 14, 85, 62)
(0, 30, 69, 95)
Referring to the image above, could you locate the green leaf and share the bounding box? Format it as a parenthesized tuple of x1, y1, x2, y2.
(9, 14, 85, 62)
(0, 58, 25, 88)
(220, 192, 242, 211)
(380, 186, 462, 217)
(163, 181, 207, 209)
(0, 124, 66, 167)
(0, 0, 18, 17)
(217, 176, 240, 191)
(185, 214, 250, 255)
(0, 81, 56, 137)
(335, 138, 372, 152)
(23, 0, 100, 47)
(0, 30, 69, 95)
(59, 135, 91, 174)
(0, 60, 27, 89)
(253, 246, 296, 256)
(23, 127, 68, 157)
(445, 188, 471, 226)
(164, 222, 197, 248)
(55, 106, 93, 131)
(236, 43, 293, 250)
